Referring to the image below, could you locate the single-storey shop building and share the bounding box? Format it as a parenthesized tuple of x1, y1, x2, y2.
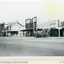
(37, 20, 64, 37)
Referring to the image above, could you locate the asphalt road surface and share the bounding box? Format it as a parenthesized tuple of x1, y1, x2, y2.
(0, 37, 64, 56)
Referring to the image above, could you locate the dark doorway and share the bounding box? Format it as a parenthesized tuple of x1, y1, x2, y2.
(60, 28, 64, 37)
(50, 28, 58, 37)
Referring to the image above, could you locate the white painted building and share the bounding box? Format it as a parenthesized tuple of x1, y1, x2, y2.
(37, 20, 64, 37)
(6, 21, 25, 36)
(37, 20, 59, 30)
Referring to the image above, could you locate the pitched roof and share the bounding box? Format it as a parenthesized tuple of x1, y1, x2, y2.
(6, 21, 24, 27)
(17, 21, 24, 27)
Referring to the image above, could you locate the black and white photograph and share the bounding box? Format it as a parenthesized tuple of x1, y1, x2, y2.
(0, 0, 64, 57)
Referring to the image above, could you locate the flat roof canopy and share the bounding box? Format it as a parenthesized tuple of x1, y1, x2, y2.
(20, 29, 33, 31)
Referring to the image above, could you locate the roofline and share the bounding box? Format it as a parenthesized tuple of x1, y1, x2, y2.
(6, 21, 24, 27)
(17, 21, 24, 27)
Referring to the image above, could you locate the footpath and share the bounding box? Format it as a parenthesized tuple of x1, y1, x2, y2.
(45, 37, 64, 41)
(0, 36, 64, 41)
(21, 37, 64, 42)
(23, 36, 64, 39)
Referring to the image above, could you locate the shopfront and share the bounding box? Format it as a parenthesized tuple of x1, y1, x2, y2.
(50, 28, 58, 37)
(60, 21, 64, 37)
(7, 31, 18, 36)
(37, 20, 60, 37)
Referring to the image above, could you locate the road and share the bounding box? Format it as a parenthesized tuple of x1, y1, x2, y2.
(0, 37, 64, 56)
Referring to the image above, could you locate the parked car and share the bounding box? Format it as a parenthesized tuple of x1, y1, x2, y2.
(34, 30, 42, 38)
(42, 32, 48, 37)
(42, 31, 49, 37)
(34, 29, 49, 38)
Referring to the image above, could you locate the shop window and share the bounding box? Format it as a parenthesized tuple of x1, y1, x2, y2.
(7, 27, 8, 30)
(10, 26, 11, 30)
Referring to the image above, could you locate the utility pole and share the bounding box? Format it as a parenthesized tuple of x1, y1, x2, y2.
(58, 20, 60, 37)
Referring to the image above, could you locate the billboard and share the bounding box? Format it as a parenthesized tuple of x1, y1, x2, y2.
(25, 18, 33, 30)
(25, 17, 37, 30)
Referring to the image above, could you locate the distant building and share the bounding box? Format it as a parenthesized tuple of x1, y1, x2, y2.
(0, 22, 6, 37)
(6, 21, 24, 37)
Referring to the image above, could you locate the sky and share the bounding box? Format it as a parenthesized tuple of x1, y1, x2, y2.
(0, 0, 64, 25)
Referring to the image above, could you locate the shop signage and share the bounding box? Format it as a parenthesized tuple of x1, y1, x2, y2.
(49, 21, 56, 28)
(60, 22, 64, 27)
(25, 19, 31, 30)
(50, 23, 55, 25)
